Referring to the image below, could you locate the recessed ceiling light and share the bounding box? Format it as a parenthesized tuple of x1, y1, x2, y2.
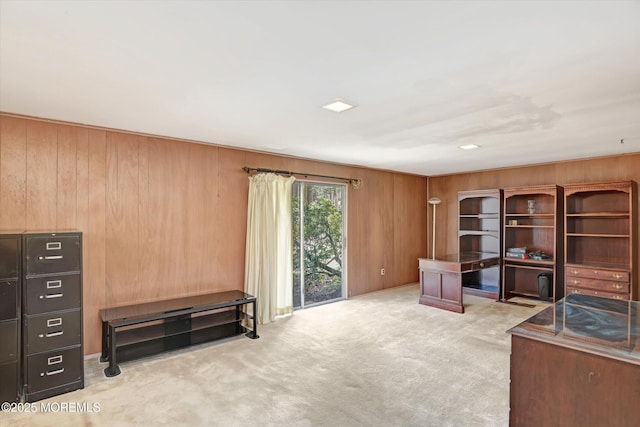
(459, 144, 479, 150)
(322, 98, 357, 113)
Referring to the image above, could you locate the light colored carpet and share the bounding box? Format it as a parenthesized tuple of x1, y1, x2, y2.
(3, 284, 545, 427)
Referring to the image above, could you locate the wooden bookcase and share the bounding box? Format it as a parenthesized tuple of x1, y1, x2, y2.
(458, 189, 502, 299)
(502, 185, 563, 302)
(564, 181, 637, 300)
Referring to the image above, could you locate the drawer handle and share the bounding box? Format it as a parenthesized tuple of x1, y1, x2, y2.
(572, 270, 580, 274)
(44, 331, 64, 338)
(572, 289, 581, 294)
(479, 262, 485, 268)
(48, 355, 63, 365)
(571, 280, 580, 285)
(47, 318, 63, 327)
(41, 293, 64, 299)
(613, 273, 623, 279)
(593, 270, 598, 274)
(42, 368, 65, 377)
(40, 255, 63, 260)
(613, 284, 623, 290)
(614, 295, 624, 300)
(46, 280, 62, 289)
(46, 242, 62, 250)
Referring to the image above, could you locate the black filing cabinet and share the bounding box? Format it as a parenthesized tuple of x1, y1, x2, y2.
(22, 232, 83, 402)
(0, 234, 21, 404)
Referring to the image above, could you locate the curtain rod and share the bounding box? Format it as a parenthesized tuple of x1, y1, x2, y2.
(242, 167, 361, 189)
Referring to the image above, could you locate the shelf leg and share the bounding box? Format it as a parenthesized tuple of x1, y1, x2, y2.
(246, 300, 259, 339)
(100, 320, 109, 363)
(104, 324, 121, 377)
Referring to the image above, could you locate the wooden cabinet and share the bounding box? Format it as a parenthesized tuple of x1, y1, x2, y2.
(22, 232, 84, 402)
(0, 234, 21, 404)
(508, 294, 640, 426)
(564, 181, 636, 300)
(510, 335, 640, 427)
(502, 185, 563, 302)
(419, 257, 465, 313)
(458, 189, 502, 299)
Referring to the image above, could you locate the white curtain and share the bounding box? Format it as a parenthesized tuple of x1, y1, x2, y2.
(244, 173, 296, 324)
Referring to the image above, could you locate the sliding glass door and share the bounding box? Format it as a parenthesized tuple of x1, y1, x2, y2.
(292, 181, 346, 309)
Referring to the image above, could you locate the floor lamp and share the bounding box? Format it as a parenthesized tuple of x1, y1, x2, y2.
(428, 197, 441, 260)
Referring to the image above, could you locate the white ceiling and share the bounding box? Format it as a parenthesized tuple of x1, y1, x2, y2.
(1, 0, 639, 176)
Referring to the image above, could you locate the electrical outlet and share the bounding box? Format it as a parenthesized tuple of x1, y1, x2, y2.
(380, 268, 385, 276)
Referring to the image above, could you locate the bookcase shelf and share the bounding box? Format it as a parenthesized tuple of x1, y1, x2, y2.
(502, 185, 563, 302)
(458, 189, 503, 299)
(564, 181, 636, 301)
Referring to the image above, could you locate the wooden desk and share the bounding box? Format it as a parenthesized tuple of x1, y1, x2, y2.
(507, 294, 640, 427)
(100, 290, 258, 377)
(418, 252, 500, 313)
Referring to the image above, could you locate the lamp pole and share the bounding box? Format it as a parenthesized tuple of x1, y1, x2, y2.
(428, 197, 441, 260)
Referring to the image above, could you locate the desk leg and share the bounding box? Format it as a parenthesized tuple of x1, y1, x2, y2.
(246, 300, 259, 339)
(104, 324, 122, 377)
(100, 321, 109, 363)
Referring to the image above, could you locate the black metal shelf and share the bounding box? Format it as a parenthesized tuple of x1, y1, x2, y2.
(100, 290, 259, 377)
(117, 309, 250, 347)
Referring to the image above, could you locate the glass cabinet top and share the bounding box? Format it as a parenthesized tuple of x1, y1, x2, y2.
(508, 294, 640, 365)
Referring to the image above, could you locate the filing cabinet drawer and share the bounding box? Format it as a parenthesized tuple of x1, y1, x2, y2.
(25, 274, 81, 315)
(0, 361, 19, 403)
(25, 346, 82, 393)
(565, 266, 629, 282)
(25, 310, 81, 355)
(24, 234, 81, 276)
(0, 321, 18, 363)
(0, 236, 19, 279)
(0, 280, 18, 321)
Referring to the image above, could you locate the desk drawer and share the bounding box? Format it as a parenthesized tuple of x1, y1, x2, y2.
(25, 346, 82, 393)
(461, 257, 499, 272)
(566, 286, 629, 300)
(25, 274, 81, 315)
(25, 310, 81, 354)
(565, 266, 629, 282)
(24, 234, 81, 276)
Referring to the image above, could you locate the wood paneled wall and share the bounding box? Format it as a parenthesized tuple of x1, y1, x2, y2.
(427, 154, 640, 298)
(0, 114, 428, 354)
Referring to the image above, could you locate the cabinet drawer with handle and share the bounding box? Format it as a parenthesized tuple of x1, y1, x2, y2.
(24, 234, 81, 276)
(566, 286, 629, 301)
(565, 266, 629, 282)
(25, 309, 82, 354)
(25, 274, 81, 315)
(25, 346, 82, 393)
(564, 276, 629, 294)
